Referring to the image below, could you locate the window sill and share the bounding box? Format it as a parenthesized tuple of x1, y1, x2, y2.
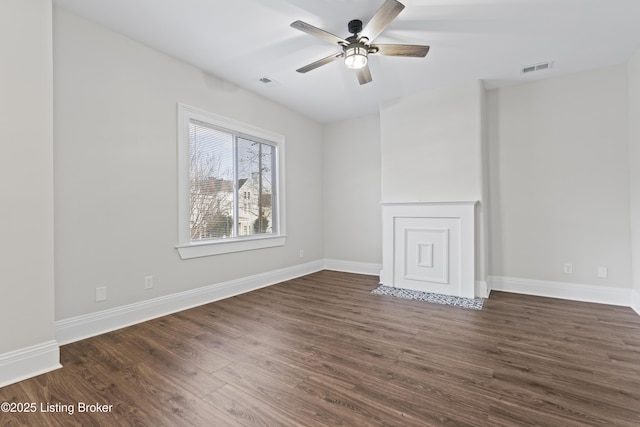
(176, 235, 286, 259)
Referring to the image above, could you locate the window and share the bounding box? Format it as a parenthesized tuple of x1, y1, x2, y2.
(176, 104, 286, 259)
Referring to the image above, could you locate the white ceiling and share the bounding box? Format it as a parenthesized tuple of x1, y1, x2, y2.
(53, 0, 640, 123)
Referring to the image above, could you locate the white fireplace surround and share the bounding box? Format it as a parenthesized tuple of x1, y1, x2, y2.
(380, 201, 477, 298)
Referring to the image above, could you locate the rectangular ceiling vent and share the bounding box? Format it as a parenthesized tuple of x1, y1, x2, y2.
(258, 76, 281, 88)
(522, 61, 553, 74)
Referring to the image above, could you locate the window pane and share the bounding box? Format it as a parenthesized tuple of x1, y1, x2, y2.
(189, 120, 235, 240)
(237, 138, 275, 236)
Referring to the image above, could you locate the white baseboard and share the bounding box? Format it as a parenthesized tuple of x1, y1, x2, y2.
(475, 280, 489, 299)
(632, 289, 640, 316)
(489, 275, 631, 307)
(55, 260, 324, 345)
(324, 259, 383, 276)
(50, 266, 640, 351)
(0, 340, 61, 388)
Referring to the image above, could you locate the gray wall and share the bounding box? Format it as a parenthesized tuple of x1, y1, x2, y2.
(629, 48, 640, 305)
(323, 114, 382, 265)
(380, 80, 484, 204)
(0, 0, 56, 355)
(487, 65, 631, 288)
(53, 8, 325, 320)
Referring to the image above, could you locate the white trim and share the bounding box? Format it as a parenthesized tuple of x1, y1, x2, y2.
(48, 268, 640, 353)
(489, 275, 631, 306)
(176, 235, 286, 259)
(632, 289, 640, 316)
(0, 340, 61, 388)
(380, 201, 479, 207)
(55, 260, 323, 345)
(475, 280, 489, 298)
(324, 259, 383, 276)
(176, 103, 287, 258)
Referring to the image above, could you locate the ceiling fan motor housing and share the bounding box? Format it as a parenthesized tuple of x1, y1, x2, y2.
(348, 19, 363, 35)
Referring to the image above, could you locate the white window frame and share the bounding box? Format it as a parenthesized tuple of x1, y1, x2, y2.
(176, 103, 286, 259)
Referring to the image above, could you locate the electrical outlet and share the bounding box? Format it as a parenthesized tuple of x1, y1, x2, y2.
(95, 286, 107, 302)
(597, 267, 608, 279)
(299, 249, 304, 258)
(563, 263, 573, 274)
(144, 276, 153, 290)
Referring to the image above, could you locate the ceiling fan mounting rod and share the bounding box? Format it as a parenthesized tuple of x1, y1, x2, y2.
(348, 19, 363, 36)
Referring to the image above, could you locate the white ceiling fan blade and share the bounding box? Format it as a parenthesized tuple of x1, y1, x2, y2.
(296, 52, 344, 73)
(356, 65, 372, 85)
(360, 0, 405, 42)
(291, 20, 349, 46)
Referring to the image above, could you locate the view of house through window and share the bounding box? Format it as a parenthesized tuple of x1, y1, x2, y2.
(189, 119, 275, 241)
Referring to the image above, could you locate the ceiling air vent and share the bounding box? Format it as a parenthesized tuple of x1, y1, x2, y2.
(521, 61, 553, 74)
(258, 76, 281, 88)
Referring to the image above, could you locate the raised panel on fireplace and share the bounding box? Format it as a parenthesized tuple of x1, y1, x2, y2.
(403, 228, 449, 284)
(381, 202, 476, 298)
(393, 217, 461, 295)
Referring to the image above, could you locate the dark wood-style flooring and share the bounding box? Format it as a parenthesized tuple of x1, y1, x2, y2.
(1, 270, 640, 426)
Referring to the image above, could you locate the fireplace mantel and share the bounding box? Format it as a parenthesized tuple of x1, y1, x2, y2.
(380, 201, 477, 298)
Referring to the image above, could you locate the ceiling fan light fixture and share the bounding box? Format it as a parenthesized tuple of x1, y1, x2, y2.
(344, 45, 368, 69)
(291, 0, 428, 84)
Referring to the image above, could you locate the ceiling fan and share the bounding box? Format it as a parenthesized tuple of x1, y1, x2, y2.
(291, 0, 430, 85)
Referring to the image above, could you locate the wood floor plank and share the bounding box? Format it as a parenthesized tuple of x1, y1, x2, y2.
(1, 270, 639, 426)
(204, 384, 305, 427)
(211, 362, 350, 427)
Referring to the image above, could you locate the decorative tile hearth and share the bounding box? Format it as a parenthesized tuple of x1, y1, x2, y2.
(371, 285, 483, 310)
